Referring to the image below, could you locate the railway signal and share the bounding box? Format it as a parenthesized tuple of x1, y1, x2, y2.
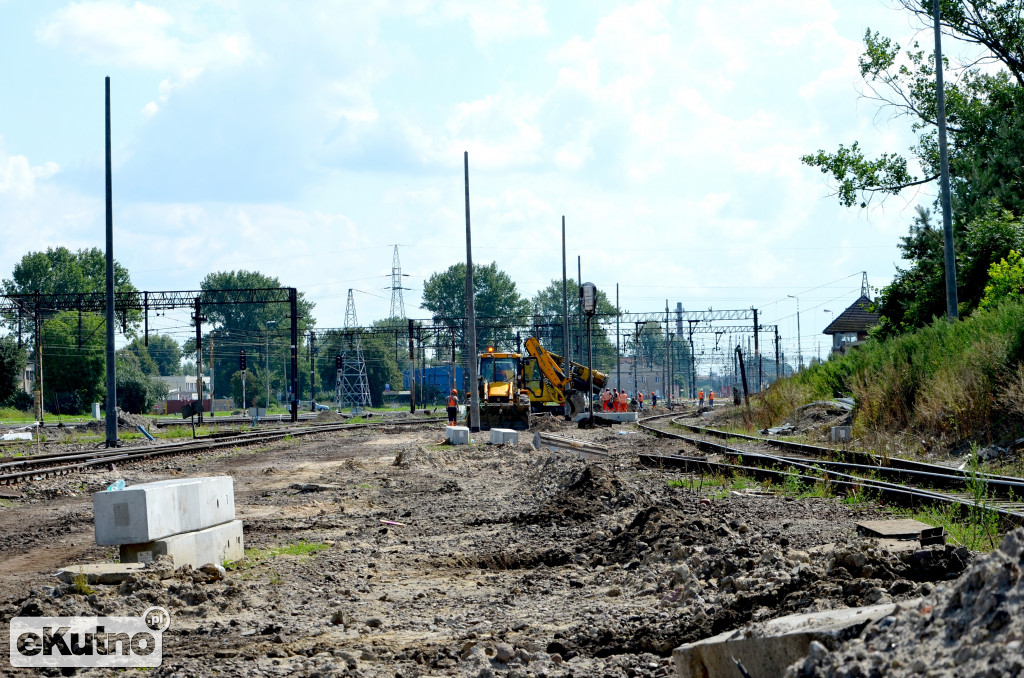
(240, 349, 247, 372)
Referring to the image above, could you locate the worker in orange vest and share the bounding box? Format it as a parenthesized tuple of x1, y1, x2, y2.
(698, 389, 705, 408)
(637, 391, 644, 411)
(617, 389, 628, 412)
(709, 390, 715, 408)
(446, 388, 459, 426)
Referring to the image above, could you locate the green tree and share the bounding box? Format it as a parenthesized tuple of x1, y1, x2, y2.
(803, 2, 1024, 335)
(802, 3, 1024, 219)
(41, 312, 105, 414)
(980, 250, 1024, 308)
(421, 262, 530, 349)
(313, 325, 403, 408)
(199, 271, 315, 403)
(123, 338, 160, 376)
(144, 335, 182, 375)
(3, 247, 140, 336)
(873, 204, 1024, 336)
(529, 278, 617, 358)
(115, 352, 167, 414)
(0, 335, 26, 407)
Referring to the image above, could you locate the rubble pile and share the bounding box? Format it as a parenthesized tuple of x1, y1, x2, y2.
(789, 528, 1024, 677)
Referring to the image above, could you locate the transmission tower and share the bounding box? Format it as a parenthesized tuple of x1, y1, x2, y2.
(861, 271, 871, 300)
(389, 245, 408, 320)
(339, 289, 372, 408)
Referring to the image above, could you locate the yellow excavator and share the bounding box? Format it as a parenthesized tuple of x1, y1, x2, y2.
(522, 336, 606, 418)
(477, 347, 532, 430)
(476, 338, 607, 429)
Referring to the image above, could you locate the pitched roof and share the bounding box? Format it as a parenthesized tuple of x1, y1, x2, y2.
(823, 295, 879, 334)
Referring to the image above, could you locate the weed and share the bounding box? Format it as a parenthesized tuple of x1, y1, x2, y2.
(70, 572, 94, 596)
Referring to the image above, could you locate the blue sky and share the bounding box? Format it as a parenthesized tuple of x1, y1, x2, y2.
(0, 1, 944, 361)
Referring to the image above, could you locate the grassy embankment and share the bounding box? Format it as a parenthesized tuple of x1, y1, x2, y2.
(752, 299, 1024, 452)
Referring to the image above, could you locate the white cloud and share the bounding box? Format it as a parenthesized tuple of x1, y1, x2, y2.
(39, 1, 252, 117)
(438, 0, 548, 45)
(0, 138, 59, 199)
(37, 0, 251, 70)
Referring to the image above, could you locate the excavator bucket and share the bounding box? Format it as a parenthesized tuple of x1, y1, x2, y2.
(479, 402, 532, 431)
(566, 393, 586, 419)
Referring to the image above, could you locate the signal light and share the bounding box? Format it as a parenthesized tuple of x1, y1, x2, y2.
(239, 349, 246, 371)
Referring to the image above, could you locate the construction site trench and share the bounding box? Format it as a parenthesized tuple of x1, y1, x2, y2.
(0, 408, 1019, 677)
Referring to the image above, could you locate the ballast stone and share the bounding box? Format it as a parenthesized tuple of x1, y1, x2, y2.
(489, 428, 519, 444)
(93, 476, 235, 545)
(120, 519, 244, 569)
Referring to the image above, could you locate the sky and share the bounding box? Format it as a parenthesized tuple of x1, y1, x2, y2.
(0, 0, 949, 363)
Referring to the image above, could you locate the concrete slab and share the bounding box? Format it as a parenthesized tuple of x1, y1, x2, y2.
(57, 562, 174, 585)
(93, 476, 235, 545)
(120, 519, 244, 569)
(572, 411, 639, 424)
(673, 600, 916, 678)
(856, 519, 933, 539)
(489, 428, 519, 444)
(446, 426, 469, 445)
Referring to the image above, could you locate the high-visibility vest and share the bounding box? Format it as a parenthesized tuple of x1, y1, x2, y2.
(638, 392, 644, 401)
(447, 395, 458, 407)
(709, 391, 715, 399)
(699, 390, 704, 399)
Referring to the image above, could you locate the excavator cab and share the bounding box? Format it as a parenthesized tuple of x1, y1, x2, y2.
(476, 347, 531, 430)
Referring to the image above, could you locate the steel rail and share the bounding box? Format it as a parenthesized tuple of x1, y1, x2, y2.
(0, 417, 446, 484)
(658, 413, 1024, 496)
(636, 413, 1024, 528)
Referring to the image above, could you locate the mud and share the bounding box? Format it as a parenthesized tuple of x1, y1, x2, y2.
(0, 414, 975, 677)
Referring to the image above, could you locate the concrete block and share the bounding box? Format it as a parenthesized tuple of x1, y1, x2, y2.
(447, 426, 470, 445)
(857, 519, 933, 539)
(831, 425, 852, 443)
(120, 519, 244, 569)
(489, 428, 519, 444)
(57, 562, 175, 585)
(673, 600, 915, 678)
(93, 476, 235, 545)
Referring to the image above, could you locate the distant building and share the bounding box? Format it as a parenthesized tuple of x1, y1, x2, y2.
(158, 375, 211, 400)
(823, 295, 880, 354)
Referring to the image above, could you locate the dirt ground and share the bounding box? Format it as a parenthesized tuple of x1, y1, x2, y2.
(0, 410, 974, 677)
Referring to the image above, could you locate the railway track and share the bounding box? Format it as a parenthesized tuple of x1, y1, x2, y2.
(636, 412, 1024, 529)
(0, 417, 446, 485)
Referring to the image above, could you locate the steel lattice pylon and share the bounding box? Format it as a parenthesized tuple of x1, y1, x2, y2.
(339, 290, 372, 408)
(389, 245, 407, 320)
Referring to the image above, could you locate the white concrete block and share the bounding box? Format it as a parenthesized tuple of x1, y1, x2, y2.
(120, 520, 244, 569)
(673, 601, 913, 678)
(489, 428, 519, 444)
(448, 426, 470, 445)
(93, 476, 235, 545)
(831, 425, 852, 443)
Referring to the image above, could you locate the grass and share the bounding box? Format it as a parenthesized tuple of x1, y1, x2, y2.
(224, 540, 331, 571)
(667, 473, 759, 499)
(752, 299, 1024, 446)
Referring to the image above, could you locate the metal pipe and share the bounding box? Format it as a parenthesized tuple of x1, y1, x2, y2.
(464, 152, 480, 432)
(933, 0, 959, 320)
(104, 77, 117, 447)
